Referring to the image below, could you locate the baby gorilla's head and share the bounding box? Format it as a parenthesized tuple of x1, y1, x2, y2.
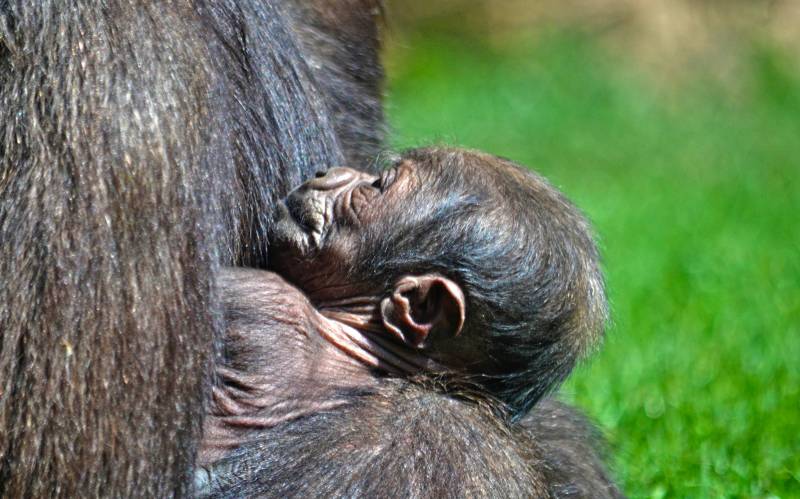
(269, 147, 607, 415)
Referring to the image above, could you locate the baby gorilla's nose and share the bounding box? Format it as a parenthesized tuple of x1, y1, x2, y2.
(307, 167, 362, 191)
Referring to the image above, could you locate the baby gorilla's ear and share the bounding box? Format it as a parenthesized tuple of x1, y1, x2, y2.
(380, 275, 466, 348)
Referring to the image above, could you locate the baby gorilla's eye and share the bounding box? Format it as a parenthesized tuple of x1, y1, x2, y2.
(349, 183, 380, 219)
(373, 168, 398, 193)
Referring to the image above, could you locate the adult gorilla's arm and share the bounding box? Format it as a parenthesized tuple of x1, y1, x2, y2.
(0, 1, 381, 496)
(517, 399, 625, 499)
(197, 391, 623, 498)
(196, 382, 548, 499)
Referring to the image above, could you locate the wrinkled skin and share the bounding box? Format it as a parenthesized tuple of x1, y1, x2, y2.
(269, 164, 402, 295)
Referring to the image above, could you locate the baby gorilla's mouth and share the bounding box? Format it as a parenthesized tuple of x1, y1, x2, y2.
(270, 190, 330, 257)
(288, 191, 329, 239)
(269, 166, 376, 259)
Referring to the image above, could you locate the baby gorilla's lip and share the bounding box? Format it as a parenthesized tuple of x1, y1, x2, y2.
(270, 201, 314, 256)
(281, 190, 330, 250)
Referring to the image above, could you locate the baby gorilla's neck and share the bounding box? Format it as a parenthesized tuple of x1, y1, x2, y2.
(316, 300, 440, 375)
(199, 268, 438, 465)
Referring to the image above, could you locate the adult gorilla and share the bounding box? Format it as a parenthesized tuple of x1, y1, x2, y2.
(0, 0, 383, 496)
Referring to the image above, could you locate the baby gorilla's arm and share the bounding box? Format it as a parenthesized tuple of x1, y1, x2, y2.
(199, 268, 372, 465)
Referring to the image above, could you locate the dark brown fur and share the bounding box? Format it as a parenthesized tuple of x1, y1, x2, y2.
(0, 0, 383, 496)
(287, 0, 387, 167)
(1, 1, 622, 496)
(517, 399, 623, 498)
(199, 382, 622, 498)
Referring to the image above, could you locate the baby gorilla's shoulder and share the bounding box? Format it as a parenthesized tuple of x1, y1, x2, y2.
(218, 267, 312, 316)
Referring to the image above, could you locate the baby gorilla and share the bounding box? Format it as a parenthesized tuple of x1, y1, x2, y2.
(200, 147, 608, 471)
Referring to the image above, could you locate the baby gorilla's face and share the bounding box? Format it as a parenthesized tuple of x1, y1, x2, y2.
(268, 160, 418, 299)
(267, 146, 607, 413)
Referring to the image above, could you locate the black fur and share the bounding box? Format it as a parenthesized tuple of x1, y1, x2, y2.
(286, 0, 386, 168)
(517, 399, 623, 498)
(0, 1, 620, 496)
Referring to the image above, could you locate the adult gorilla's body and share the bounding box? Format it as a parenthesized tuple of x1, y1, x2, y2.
(0, 1, 619, 497)
(0, 1, 382, 496)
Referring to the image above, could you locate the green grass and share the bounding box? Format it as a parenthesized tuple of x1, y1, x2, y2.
(385, 33, 800, 497)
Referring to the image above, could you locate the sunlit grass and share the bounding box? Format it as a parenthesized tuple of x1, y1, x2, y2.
(386, 33, 800, 497)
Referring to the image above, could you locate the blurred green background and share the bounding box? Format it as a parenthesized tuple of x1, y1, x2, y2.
(383, 1, 800, 496)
